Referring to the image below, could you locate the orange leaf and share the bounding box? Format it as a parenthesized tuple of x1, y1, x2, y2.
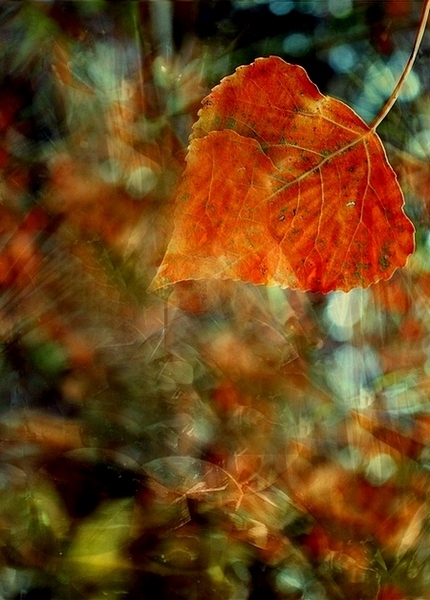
(151, 56, 414, 294)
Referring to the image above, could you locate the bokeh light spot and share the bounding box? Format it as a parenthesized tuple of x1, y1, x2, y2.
(282, 32, 312, 56)
(328, 0, 352, 18)
(269, 1, 294, 16)
(365, 453, 397, 485)
(328, 44, 358, 73)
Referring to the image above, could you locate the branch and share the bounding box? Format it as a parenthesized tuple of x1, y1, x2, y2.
(371, 0, 430, 131)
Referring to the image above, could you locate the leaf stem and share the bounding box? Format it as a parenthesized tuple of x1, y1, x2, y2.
(370, 0, 430, 131)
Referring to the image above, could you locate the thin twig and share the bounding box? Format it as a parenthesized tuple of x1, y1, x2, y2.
(371, 0, 430, 131)
(163, 299, 169, 353)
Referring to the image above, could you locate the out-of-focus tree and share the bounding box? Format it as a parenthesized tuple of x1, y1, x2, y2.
(1, 1, 430, 599)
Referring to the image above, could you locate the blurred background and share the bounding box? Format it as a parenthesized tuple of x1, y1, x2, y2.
(1, 1, 430, 598)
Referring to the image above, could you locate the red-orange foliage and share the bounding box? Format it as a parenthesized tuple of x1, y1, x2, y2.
(151, 56, 415, 294)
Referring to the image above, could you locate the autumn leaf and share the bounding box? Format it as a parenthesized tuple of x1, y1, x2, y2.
(150, 56, 415, 294)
